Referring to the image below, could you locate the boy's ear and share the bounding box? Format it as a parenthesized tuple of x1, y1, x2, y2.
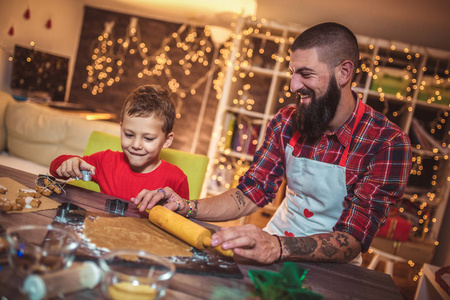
(163, 132, 174, 148)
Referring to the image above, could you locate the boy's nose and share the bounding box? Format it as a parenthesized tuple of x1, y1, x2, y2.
(131, 139, 143, 149)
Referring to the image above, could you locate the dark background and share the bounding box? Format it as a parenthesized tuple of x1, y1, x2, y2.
(69, 6, 220, 154)
(11, 45, 69, 101)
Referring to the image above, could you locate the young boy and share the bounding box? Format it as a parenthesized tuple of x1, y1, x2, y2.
(49, 84, 189, 201)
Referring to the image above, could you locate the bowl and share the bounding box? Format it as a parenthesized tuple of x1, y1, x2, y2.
(5, 224, 80, 276)
(99, 249, 176, 300)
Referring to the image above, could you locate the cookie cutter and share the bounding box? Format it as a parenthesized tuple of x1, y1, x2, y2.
(79, 170, 92, 181)
(105, 199, 128, 216)
(53, 203, 87, 225)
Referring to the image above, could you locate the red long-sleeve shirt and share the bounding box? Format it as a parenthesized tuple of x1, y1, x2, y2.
(50, 150, 189, 201)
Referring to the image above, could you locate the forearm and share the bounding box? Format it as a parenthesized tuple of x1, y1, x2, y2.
(187, 188, 259, 222)
(279, 231, 362, 263)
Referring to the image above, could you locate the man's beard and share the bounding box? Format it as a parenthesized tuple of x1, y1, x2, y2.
(292, 75, 341, 142)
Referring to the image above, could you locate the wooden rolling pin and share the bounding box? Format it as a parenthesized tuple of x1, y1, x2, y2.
(147, 205, 234, 257)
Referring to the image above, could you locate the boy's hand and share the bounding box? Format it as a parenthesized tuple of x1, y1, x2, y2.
(132, 187, 188, 215)
(56, 157, 96, 180)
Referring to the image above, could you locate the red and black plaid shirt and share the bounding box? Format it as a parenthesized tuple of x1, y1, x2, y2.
(237, 97, 412, 251)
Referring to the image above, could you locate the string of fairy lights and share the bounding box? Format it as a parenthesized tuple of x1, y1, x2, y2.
(82, 18, 226, 118)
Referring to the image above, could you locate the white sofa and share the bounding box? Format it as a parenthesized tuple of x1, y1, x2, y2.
(0, 91, 120, 175)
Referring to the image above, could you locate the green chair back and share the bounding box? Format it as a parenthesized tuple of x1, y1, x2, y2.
(69, 131, 209, 199)
(159, 148, 209, 199)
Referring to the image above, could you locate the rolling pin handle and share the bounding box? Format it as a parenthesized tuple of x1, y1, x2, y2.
(202, 236, 234, 257)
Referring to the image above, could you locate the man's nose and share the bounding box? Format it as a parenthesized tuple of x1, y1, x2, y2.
(290, 74, 304, 93)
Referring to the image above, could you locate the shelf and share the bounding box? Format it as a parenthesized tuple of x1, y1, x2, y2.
(414, 263, 450, 300)
(415, 100, 450, 111)
(239, 65, 290, 78)
(226, 106, 266, 119)
(220, 149, 254, 162)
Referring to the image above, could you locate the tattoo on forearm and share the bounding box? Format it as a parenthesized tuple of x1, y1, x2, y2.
(230, 190, 246, 210)
(285, 237, 317, 255)
(336, 233, 349, 247)
(344, 248, 353, 261)
(283, 232, 359, 262)
(190, 200, 198, 218)
(320, 238, 338, 258)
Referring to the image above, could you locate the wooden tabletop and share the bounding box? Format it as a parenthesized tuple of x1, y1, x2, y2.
(0, 164, 403, 299)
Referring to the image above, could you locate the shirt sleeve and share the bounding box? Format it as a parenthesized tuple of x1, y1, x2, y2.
(49, 154, 80, 178)
(237, 107, 293, 207)
(334, 131, 412, 252)
(176, 175, 190, 200)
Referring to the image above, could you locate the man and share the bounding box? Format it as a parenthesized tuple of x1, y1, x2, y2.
(134, 22, 412, 265)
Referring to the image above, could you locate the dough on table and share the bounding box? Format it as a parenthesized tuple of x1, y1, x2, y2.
(83, 216, 193, 257)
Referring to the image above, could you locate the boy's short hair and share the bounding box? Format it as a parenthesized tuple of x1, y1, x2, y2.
(120, 85, 176, 135)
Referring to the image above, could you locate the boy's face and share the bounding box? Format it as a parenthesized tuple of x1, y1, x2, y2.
(120, 114, 173, 173)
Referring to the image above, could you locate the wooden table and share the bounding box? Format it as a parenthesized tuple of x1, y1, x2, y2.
(0, 164, 403, 299)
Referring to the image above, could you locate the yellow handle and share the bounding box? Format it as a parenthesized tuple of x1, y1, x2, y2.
(202, 236, 234, 257)
(147, 205, 234, 257)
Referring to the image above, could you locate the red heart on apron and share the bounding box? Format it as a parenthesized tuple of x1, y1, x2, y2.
(304, 208, 314, 218)
(284, 231, 295, 237)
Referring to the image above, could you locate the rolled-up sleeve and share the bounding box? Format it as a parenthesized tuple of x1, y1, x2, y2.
(334, 130, 412, 252)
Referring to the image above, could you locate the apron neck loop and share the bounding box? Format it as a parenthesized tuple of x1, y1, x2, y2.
(338, 100, 365, 166)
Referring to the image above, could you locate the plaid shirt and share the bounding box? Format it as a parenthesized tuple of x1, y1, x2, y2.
(237, 97, 412, 251)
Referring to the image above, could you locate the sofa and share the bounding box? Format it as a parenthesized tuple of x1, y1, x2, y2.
(0, 91, 120, 175)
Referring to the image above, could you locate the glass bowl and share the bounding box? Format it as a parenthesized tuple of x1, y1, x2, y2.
(99, 249, 176, 300)
(5, 224, 80, 276)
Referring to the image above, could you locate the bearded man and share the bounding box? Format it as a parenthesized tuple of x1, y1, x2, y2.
(134, 22, 412, 265)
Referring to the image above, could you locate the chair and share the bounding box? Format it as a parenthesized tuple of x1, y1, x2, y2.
(69, 131, 209, 199)
(366, 247, 406, 276)
(159, 148, 209, 199)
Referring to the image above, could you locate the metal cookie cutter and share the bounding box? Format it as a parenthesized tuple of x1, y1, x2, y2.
(54, 203, 87, 225)
(105, 199, 128, 216)
(80, 170, 92, 181)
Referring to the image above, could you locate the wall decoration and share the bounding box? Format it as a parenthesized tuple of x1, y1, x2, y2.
(23, 8, 30, 20)
(45, 18, 52, 29)
(69, 6, 226, 154)
(10, 45, 69, 101)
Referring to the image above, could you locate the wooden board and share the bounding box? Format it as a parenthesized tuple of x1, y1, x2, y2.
(0, 177, 60, 213)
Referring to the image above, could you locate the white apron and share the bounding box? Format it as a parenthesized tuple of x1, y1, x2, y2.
(264, 100, 364, 265)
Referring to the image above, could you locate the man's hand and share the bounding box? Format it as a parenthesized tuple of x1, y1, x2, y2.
(210, 225, 362, 264)
(211, 224, 280, 264)
(56, 157, 95, 180)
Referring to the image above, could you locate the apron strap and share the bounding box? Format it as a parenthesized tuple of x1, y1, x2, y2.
(338, 100, 365, 167)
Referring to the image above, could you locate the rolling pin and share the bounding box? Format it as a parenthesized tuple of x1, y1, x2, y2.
(147, 205, 234, 257)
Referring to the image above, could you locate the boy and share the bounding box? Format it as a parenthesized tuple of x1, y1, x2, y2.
(49, 84, 189, 201)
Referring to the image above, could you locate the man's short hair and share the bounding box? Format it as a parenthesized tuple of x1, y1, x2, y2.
(120, 84, 176, 135)
(291, 22, 359, 75)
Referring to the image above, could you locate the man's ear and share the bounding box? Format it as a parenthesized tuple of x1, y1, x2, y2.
(335, 60, 354, 88)
(163, 132, 174, 148)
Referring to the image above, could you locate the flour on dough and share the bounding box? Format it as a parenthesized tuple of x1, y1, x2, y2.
(83, 216, 193, 257)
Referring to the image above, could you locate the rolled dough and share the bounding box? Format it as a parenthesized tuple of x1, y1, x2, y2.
(83, 216, 193, 257)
